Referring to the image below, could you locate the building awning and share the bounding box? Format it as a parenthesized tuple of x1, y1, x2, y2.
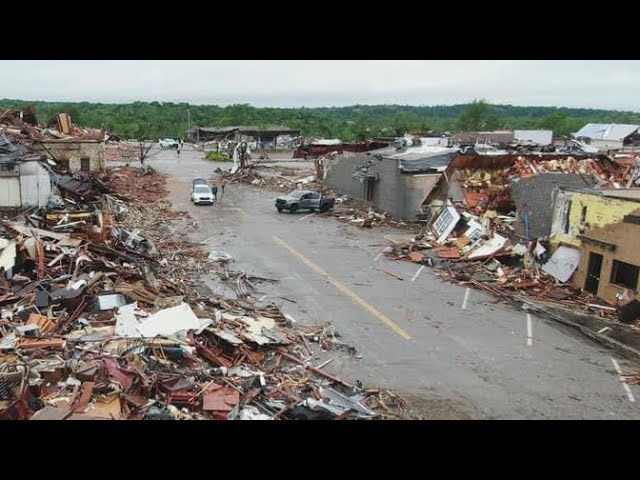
(577, 235, 616, 251)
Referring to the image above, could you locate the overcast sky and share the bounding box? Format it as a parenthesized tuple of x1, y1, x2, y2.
(2, 60, 639, 111)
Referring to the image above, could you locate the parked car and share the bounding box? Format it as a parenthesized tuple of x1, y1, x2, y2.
(192, 177, 207, 189)
(191, 184, 214, 205)
(159, 138, 179, 149)
(275, 190, 335, 214)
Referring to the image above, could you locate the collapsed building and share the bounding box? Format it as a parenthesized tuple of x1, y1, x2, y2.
(187, 126, 301, 150)
(293, 140, 390, 159)
(0, 110, 107, 174)
(323, 144, 457, 220)
(322, 135, 640, 311)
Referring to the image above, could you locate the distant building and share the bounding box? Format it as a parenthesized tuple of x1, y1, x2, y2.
(452, 130, 514, 145)
(186, 126, 301, 148)
(573, 123, 640, 151)
(514, 130, 553, 145)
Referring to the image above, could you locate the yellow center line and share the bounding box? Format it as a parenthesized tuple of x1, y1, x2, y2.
(272, 235, 412, 340)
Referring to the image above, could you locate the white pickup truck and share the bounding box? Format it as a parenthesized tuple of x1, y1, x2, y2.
(159, 138, 179, 149)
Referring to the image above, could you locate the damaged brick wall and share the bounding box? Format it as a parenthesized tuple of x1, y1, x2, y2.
(32, 141, 105, 172)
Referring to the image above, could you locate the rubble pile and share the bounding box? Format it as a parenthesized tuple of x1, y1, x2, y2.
(384, 205, 616, 319)
(0, 109, 105, 142)
(219, 165, 322, 193)
(99, 166, 169, 204)
(384, 231, 618, 320)
(105, 143, 139, 162)
(456, 155, 630, 212)
(0, 167, 404, 420)
(510, 156, 614, 180)
(321, 208, 408, 229)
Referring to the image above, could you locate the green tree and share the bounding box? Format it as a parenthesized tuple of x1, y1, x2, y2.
(352, 114, 374, 141)
(540, 111, 568, 132)
(391, 111, 410, 136)
(457, 99, 499, 131)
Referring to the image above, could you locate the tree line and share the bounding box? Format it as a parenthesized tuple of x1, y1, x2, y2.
(1, 98, 639, 141)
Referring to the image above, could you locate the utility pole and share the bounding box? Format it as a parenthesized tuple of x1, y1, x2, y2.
(187, 109, 191, 134)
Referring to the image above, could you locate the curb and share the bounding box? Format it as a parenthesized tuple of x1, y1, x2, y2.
(520, 298, 640, 362)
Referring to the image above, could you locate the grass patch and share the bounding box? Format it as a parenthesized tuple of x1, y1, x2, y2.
(205, 151, 232, 162)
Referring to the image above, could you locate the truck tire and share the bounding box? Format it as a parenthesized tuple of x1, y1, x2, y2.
(309, 208, 315, 213)
(320, 204, 329, 213)
(290, 204, 298, 214)
(277, 206, 283, 213)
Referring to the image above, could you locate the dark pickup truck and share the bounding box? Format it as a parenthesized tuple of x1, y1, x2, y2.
(275, 190, 335, 214)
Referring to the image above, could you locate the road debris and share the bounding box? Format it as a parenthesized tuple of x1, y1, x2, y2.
(0, 165, 404, 420)
(382, 201, 622, 321)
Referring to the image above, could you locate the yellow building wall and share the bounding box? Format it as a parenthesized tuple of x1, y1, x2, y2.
(573, 220, 640, 303)
(552, 193, 640, 248)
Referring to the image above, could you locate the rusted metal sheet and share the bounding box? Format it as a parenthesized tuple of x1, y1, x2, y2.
(17, 337, 66, 350)
(73, 382, 95, 413)
(202, 384, 240, 412)
(435, 247, 462, 259)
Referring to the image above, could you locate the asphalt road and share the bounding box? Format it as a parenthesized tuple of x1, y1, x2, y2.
(143, 146, 640, 419)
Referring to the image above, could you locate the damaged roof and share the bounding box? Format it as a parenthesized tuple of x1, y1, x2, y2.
(574, 123, 640, 141)
(189, 126, 301, 136)
(54, 174, 97, 197)
(396, 151, 457, 173)
(562, 187, 640, 202)
(384, 145, 458, 173)
(0, 135, 45, 164)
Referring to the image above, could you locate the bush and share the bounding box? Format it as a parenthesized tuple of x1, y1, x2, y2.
(205, 151, 232, 162)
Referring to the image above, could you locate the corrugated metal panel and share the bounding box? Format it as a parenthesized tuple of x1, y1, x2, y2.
(0, 177, 21, 207)
(19, 162, 51, 207)
(20, 163, 48, 205)
(590, 139, 624, 151)
(574, 123, 639, 141)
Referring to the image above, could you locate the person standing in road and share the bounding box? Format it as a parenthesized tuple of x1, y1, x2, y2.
(221, 180, 225, 197)
(211, 184, 218, 203)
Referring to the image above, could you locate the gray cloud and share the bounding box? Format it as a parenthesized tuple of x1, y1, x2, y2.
(1, 60, 639, 111)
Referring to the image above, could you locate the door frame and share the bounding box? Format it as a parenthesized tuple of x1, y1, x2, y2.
(585, 251, 603, 294)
